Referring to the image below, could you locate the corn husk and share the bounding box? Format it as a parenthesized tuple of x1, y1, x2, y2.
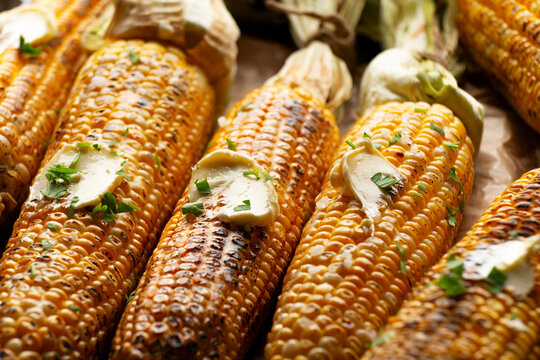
(266, 41, 352, 118)
(107, 0, 239, 87)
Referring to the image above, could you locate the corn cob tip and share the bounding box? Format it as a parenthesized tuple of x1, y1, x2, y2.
(359, 48, 484, 152)
(265, 41, 352, 114)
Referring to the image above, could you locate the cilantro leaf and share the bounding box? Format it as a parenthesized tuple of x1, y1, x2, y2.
(116, 168, 132, 181)
(195, 179, 211, 194)
(437, 272, 467, 297)
(226, 138, 237, 150)
(365, 328, 395, 349)
(30, 264, 36, 277)
(242, 169, 260, 180)
(446, 205, 458, 227)
(430, 122, 445, 136)
(69, 305, 82, 313)
(41, 239, 52, 251)
(388, 133, 402, 146)
(261, 170, 276, 183)
(417, 182, 428, 193)
(363, 132, 371, 139)
(182, 201, 204, 216)
(414, 107, 427, 113)
(19, 36, 43, 57)
(508, 229, 527, 238)
(485, 267, 506, 293)
(68, 196, 79, 217)
(128, 49, 140, 63)
(76, 142, 91, 151)
(126, 290, 136, 304)
(122, 128, 129, 136)
(154, 154, 161, 169)
(234, 200, 251, 211)
(47, 223, 57, 233)
(345, 140, 356, 149)
(394, 242, 407, 274)
(371, 172, 399, 190)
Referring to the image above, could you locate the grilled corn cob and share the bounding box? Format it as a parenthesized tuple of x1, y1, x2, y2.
(0, 0, 110, 229)
(109, 42, 349, 360)
(265, 100, 475, 359)
(458, 0, 540, 133)
(361, 168, 540, 360)
(0, 39, 215, 359)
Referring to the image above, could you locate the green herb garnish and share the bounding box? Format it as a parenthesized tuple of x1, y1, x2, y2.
(388, 133, 402, 146)
(30, 264, 36, 277)
(68, 196, 79, 217)
(154, 154, 161, 169)
(364, 328, 395, 349)
(446, 205, 458, 227)
(226, 138, 237, 150)
(444, 139, 462, 152)
(47, 223, 57, 233)
(69, 305, 82, 313)
(430, 122, 445, 136)
(42, 239, 52, 251)
(128, 49, 140, 63)
(243, 169, 260, 180)
(345, 140, 356, 149)
(508, 229, 527, 238)
(182, 201, 204, 216)
(412, 192, 423, 198)
(363, 132, 371, 139)
(371, 172, 399, 190)
(19, 36, 43, 57)
(76, 142, 91, 151)
(262, 170, 276, 183)
(414, 107, 427, 113)
(108, 139, 118, 147)
(92, 144, 101, 151)
(435, 253, 467, 297)
(485, 267, 506, 293)
(122, 128, 129, 136)
(92, 192, 140, 222)
(234, 200, 251, 211)
(394, 242, 407, 274)
(418, 182, 427, 193)
(449, 167, 466, 211)
(195, 179, 211, 194)
(125, 290, 136, 304)
(116, 168, 131, 181)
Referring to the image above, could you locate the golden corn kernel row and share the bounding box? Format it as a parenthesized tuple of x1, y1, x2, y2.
(0, 40, 214, 359)
(0, 0, 110, 229)
(109, 84, 340, 360)
(265, 102, 475, 359)
(458, 0, 540, 133)
(362, 168, 540, 360)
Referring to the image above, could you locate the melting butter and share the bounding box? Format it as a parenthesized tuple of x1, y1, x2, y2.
(187, 149, 279, 227)
(29, 143, 125, 208)
(463, 235, 540, 295)
(0, 5, 58, 54)
(329, 138, 402, 222)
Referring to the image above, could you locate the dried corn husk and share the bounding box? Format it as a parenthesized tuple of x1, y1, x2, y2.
(107, 0, 239, 89)
(266, 40, 352, 118)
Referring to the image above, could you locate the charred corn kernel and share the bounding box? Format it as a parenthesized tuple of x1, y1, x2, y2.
(361, 168, 540, 360)
(0, 40, 214, 359)
(109, 84, 340, 360)
(0, 0, 110, 230)
(265, 101, 475, 359)
(458, 0, 540, 133)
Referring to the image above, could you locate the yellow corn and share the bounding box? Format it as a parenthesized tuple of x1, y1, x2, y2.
(458, 0, 540, 133)
(109, 84, 340, 359)
(265, 101, 475, 359)
(0, 39, 214, 359)
(361, 167, 540, 360)
(0, 0, 110, 230)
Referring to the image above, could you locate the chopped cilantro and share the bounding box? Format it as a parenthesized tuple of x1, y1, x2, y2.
(364, 328, 395, 349)
(226, 138, 237, 150)
(41, 181, 68, 200)
(92, 192, 140, 222)
(68, 196, 79, 217)
(55, 108, 62, 116)
(363, 132, 371, 139)
(205, 141, 215, 153)
(508, 229, 527, 238)
(373, 143, 382, 150)
(41, 239, 52, 251)
(388, 133, 402, 146)
(371, 172, 399, 190)
(444, 139, 462, 152)
(446, 205, 458, 227)
(69, 152, 80, 169)
(195, 179, 211, 194)
(122, 128, 129, 136)
(92, 144, 101, 151)
(19, 36, 43, 57)
(30, 264, 36, 277)
(243, 169, 260, 180)
(116, 168, 132, 181)
(182, 201, 204, 216)
(304, 211, 311, 221)
(345, 140, 356, 149)
(412, 192, 423, 198)
(394, 242, 407, 274)
(485, 267, 506, 293)
(234, 200, 251, 211)
(435, 253, 467, 297)
(154, 154, 160, 169)
(262, 170, 276, 183)
(128, 49, 140, 63)
(510, 312, 519, 319)
(47, 223, 57, 233)
(41, 163, 78, 200)
(76, 142, 91, 151)
(430, 122, 445, 136)
(414, 107, 427, 113)
(448, 167, 465, 211)
(418, 182, 427, 193)
(125, 290, 136, 304)
(69, 305, 82, 313)
(107, 139, 118, 147)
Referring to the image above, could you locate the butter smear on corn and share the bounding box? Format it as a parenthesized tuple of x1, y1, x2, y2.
(29, 143, 125, 208)
(463, 234, 540, 295)
(329, 138, 402, 222)
(188, 149, 279, 226)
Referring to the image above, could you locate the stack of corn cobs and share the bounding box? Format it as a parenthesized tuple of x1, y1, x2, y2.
(0, 0, 538, 359)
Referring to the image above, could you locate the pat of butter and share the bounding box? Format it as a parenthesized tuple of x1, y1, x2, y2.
(187, 149, 279, 227)
(29, 144, 125, 208)
(329, 138, 402, 222)
(0, 5, 58, 53)
(463, 235, 540, 295)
